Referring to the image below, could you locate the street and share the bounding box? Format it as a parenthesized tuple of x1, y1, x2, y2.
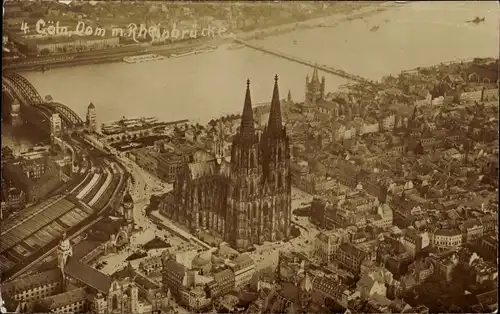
(94, 145, 198, 276)
(91, 136, 319, 277)
(87, 137, 322, 313)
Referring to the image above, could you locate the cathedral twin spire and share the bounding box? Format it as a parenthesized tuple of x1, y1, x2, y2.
(268, 75, 283, 135)
(240, 79, 256, 141)
(240, 75, 284, 139)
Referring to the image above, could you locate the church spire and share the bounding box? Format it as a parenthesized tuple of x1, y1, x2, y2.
(312, 66, 319, 82)
(215, 119, 225, 164)
(239, 79, 255, 140)
(267, 75, 283, 134)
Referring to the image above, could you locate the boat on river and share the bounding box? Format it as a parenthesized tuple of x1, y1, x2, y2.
(170, 51, 197, 58)
(194, 47, 216, 54)
(228, 44, 244, 50)
(123, 54, 165, 64)
(467, 17, 485, 24)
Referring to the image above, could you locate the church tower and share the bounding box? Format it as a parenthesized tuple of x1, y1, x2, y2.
(86, 102, 97, 133)
(214, 119, 225, 165)
(10, 98, 23, 127)
(57, 232, 73, 291)
(122, 191, 134, 229)
(305, 67, 325, 105)
(229, 79, 263, 251)
(261, 75, 292, 242)
(50, 113, 62, 146)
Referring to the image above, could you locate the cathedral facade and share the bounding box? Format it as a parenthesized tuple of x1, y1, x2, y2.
(165, 76, 292, 252)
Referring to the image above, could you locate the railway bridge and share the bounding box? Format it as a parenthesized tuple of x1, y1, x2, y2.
(2, 72, 84, 134)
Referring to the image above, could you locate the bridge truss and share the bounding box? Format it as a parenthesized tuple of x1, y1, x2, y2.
(3, 72, 44, 106)
(2, 73, 84, 128)
(40, 102, 84, 126)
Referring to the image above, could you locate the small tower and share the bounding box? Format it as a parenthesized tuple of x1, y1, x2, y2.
(10, 98, 23, 127)
(320, 76, 326, 99)
(287, 90, 292, 104)
(165, 288, 172, 309)
(86, 102, 97, 133)
(50, 113, 62, 145)
(122, 191, 134, 226)
(91, 293, 107, 314)
(214, 119, 225, 165)
(129, 283, 139, 314)
(57, 232, 73, 291)
(305, 75, 309, 102)
(298, 271, 313, 308)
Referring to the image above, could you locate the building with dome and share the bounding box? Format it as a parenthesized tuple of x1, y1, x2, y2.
(191, 251, 213, 275)
(0, 187, 145, 314)
(1, 231, 147, 314)
(162, 249, 256, 312)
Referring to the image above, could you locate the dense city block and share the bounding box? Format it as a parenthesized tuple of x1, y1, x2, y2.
(1, 2, 498, 314)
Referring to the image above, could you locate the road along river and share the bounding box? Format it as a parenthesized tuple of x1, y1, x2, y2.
(22, 1, 498, 125)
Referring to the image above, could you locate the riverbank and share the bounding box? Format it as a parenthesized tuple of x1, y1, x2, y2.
(8, 40, 217, 72)
(7, 2, 395, 72)
(235, 1, 395, 40)
(20, 1, 496, 126)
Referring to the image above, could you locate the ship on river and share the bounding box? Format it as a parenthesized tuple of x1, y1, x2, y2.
(467, 17, 486, 24)
(123, 54, 165, 64)
(170, 50, 197, 58)
(228, 44, 245, 50)
(170, 47, 215, 58)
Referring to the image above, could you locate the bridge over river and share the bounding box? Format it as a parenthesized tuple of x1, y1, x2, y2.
(2, 72, 84, 133)
(233, 38, 379, 87)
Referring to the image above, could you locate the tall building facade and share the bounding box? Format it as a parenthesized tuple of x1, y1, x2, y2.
(86, 102, 97, 133)
(166, 76, 292, 252)
(57, 232, 73, 291)
(122, 191, 134, 226)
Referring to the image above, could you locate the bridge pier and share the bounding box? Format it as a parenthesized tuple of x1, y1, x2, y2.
(11, 98, 24, 127)
(3, 72, 85, 133)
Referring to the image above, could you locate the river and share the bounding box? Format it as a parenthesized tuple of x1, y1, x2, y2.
(22, 1, 498, 125)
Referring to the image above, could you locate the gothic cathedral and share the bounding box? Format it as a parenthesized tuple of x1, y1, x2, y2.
(169, 76, 292, 252)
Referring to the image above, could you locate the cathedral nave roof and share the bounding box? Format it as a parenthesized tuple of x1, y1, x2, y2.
(187, 160, 231, 180)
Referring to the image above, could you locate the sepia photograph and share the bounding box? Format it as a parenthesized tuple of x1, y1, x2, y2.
(1, 1, 498, 313)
